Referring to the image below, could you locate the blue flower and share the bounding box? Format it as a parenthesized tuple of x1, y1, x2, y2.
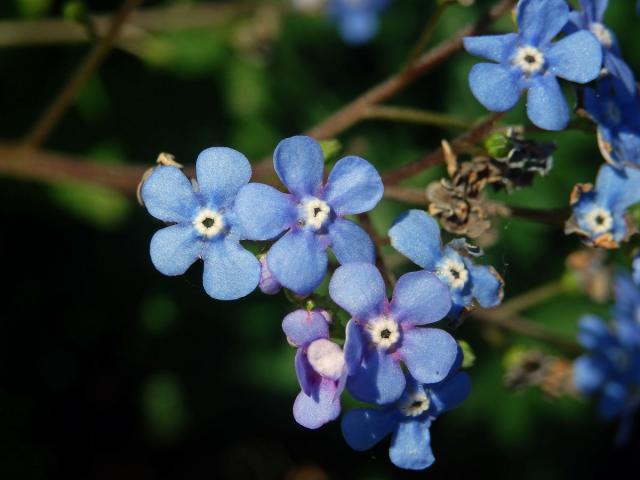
(329, 262, 457, 404)
(328, 0, 390, 45)
(573, 312, 640, 443)
(566, 164, 640, 248)
(341, 370, 471, 470)
(565, 0, 636, 94)
(612, 274, 640, 349)
(388, 210, 504, 319)
(258, 254, 282, 295)
(463, 0, 602, 131)
(235, 135, 383, 296)
(282, 309, 346, 429)
(633, 253, 640, 285)
(583, 74, 640, 168)
(141, 148, 260, 300)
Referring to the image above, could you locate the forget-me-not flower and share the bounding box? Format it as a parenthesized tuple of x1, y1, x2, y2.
(141, 148, 260, 300)
(329, 262, 457, 404)
(283, 308, 346, 429)
(389, 210, 503, 319)
(565, 0, 636, 94)
(463, 0, 602, 130)
(328, 0, 390, 45)
(341, 369, 471, 470)
(583, 74, 640, 168)
(566, 164, 640, 248)
(235, 135, 383, 296)
(612, 274, 640, 349)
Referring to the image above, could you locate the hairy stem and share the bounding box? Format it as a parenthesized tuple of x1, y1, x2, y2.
(364, 105, 473, 129)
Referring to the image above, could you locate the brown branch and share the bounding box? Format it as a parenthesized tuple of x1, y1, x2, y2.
(507, 205, 571, 226)
(23, 0, 145, 149)
(252, 0, 516, 179)
(364, 105, 473, 129)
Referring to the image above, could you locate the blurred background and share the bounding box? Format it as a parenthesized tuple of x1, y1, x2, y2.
(1, 0, 640, 478)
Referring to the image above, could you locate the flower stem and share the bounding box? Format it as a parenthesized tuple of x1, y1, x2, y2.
(364, 105, 473, 130)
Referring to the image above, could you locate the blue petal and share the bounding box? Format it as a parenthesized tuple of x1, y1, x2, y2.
(463, 33, 518, 63)
(274, 136, 324, 198)
(338, 11, 378, 45)
(517, 0, 570, 46)
(579, 0, 609, 22)
(578, 315, 614, 350)
(268, 229, 328, 295)
(573, 354, 610, 394)
(142, 166, 199, 223)
(344, 319, 365, 375)
(546, 31, 602, 83)
(341, 407, 397, 451)
(328, 218, 375, 265)
(282, 309, 330, 347)
(605, 53, 637, 96)
(633, 254, 640, 285)
(295, 348, 318, 397)
(234, 183, 297, 240)
(389, 417, 435, 470)
(389, 210, 443, 270)
(202, 237, 260, 300)
(390, 271, 451, 326)
(347, 348, 405, 404)
(599, 381, 628, 419)
(600, 166, 640, 211)
(195, 147, 251, 207)
(428, 371, 472, 415)
(293, 378, 341, 429)
(526, 74, 569, 131)
(329, 263, 386, 319)
(323, 156, 383, 215)
(469, 264, 504, 308)
(399, 328, 458, 384)
(468, 63, 521, 112)
(149, 224, 203, 276)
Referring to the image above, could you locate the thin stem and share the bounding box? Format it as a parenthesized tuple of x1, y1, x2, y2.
(23, 0, 145, 149)
(383, 186, 426, 204)
(364, 105, 473, 130)
(491, 281, 565, 320)
(506, 205, 570, 227)
(404, 1, 451, 65)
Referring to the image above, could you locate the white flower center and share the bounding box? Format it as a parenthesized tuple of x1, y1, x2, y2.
(584, 207, 613, 234)
(513, 46, 545, 75)
(300, 197, 331, 230)
(606, 101, 622, 125)
(307, 339, 345, 381)
(399, 390, 431, 417)
(437, 257, 469, 290)
(590, 22, 613, 48)
(367, 316, 400, 349)
(193, 208, 224, 238)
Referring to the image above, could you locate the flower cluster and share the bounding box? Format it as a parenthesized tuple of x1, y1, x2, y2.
(328, 0, 390, 45)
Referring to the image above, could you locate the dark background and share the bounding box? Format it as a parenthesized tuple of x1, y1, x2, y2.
(1, 0, 640, 478)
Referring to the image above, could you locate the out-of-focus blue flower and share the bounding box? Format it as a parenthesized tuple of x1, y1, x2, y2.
(341, 370, 471, 470)
(328, 0, 390, 45)
(283, 309, 345, 429)
(388, 210, 503, 319)
(566, 164, 640, 248)
(583, 74, 640, 168)
(565, 0, 636, 94)
(612, 274, 640, 348)
(463, 0, 602, 130)
(141, 148, 260, 300)
(236, 135, 383, 296)
(329, 262, 456, 404)
(633, 253, 640, 285)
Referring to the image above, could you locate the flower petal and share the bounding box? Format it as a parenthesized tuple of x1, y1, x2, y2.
(578, 314, 615, 350)
(463, 33, 518, 63)
(195, 147, 251, 207)
(389, 417, 435, 470)
(579, 0, 609, 22)
(293, 378, 341, 429)
(468, 63, 521, 112)
(390, 271, 451, 326)
(599, 381, 628, 420)
(546, 31, 602, 83)
(268, 229, 328, 295)
(344, 319, 365, 375)
(323, 156, 383, 215)
(274, 136, 324, 198)
(517, 0, 570, 46)
(142, 166, 198, 223)
(282, 309, 330, 347)
(328, 218, 375, 265)
(469, 264, 504, 308)
(389, 210, 443, 270)
(598, 165, 640, 211)
(341, 407, 397, 451)
(400, 328, 458, 384)
(347, 348, 405, 404)
(235, 183, 297, 240)
(149, 224, 203, 276)
(429, 371, 472, 415)
(573, 354, 610, 394)
(202, 237, 260, 300)
(605, 53, 637, 96)
(329, 263, 386, 319)
(526, 74, 569, 131)
(337, 11, 378, 45)
(295, 349, 318, 397)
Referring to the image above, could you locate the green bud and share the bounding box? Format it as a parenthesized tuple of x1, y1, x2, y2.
(62, 0, 88, 22)
(484, 132, 511, 158)
(458, 340, 476, 369)
(16, 0, 52, 18)
(560, 269, 580, 296)
(319, 139, 342, 163)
